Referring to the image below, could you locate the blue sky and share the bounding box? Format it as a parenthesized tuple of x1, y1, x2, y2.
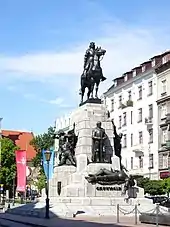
(1, 0, 170, 133)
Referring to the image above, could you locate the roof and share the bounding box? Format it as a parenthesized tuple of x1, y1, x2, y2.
(2, 130, 36, 161)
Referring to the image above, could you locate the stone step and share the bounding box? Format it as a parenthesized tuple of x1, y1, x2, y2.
(51, 196, 155, 207)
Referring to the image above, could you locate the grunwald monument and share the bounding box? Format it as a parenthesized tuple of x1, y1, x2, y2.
(44, 42, 155, 217)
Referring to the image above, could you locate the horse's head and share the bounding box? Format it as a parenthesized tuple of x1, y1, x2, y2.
(95, 47, 106, 61)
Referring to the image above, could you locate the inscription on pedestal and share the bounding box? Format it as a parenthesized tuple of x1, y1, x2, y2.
(96, 186, 121, 191)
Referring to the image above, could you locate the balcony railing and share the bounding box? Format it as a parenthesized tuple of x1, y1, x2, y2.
(121, 100, 133, 109)
(132, 144, 144, 157)
(145, 117, 153, 124)
(126, 100, 133, 107)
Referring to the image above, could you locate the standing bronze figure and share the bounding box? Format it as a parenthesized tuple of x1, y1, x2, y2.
(57, 124, 77, 166)
(92, 121, 107, 163)
(79, 42, 106, 104)
(112, 120, 123, 168)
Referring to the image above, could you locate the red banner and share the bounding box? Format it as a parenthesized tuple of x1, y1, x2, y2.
(15, 150, 26, 192)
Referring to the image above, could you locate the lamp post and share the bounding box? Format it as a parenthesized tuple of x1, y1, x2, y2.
(44, 150, 52, 219)
(12, 172, 16, 206)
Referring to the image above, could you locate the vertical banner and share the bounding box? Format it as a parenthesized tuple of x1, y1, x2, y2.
(42, 148, 54, 179)
(15, 150, 26, 192)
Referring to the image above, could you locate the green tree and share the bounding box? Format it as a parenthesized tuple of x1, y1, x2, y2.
(0, 138, 19, 188)
(30, 126, 55, 167)
(137, 177, 150, 189)
(162, 178, 170, 196)
(144, 180, 164, 196)
(30, 126, 55, 190)
(34, 173, 46, 192)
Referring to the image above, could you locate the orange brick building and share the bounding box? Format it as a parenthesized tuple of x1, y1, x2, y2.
(2, 130, 36, 165)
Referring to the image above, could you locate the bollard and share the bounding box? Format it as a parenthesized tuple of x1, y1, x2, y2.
(156, 204, 159, 227)
(117, 204, 119, 223)
(135, 204, 138, 225)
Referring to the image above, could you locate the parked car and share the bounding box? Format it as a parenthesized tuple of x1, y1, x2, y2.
(145, 195, 168, 204)
(159, 198, 170, 208)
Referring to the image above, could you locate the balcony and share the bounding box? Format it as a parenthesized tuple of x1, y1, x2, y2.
(121, 100, 133, 109)
(145, 117, 153, 130)
(126, 100, 133, 107)
(132, 144, 144, 157)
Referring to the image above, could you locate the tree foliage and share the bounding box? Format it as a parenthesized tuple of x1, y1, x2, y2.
(34, 173, 46, 192)
(0, 138, 19, 188)
(30, 126, 55, 190)
(144, 180, 164, 195)
(30, 126, 55, 167)
(137, 177, 150, 189)
(161, 178, 170, 196)
(137, 177, 170, 196)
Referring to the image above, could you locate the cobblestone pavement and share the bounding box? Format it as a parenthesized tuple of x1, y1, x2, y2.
(0, 213, 166, 227)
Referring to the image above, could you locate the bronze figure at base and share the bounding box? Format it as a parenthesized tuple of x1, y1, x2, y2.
(85, 168, 135, 194)
(56, 123, 78, 167)
(92, 121, 108, 163)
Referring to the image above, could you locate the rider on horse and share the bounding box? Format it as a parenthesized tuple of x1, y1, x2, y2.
(79, 42, 106, 96)
(83, 42, 96, 78)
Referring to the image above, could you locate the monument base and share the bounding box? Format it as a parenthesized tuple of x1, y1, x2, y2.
(44, 102, 155, 216)
(79, 98, 101, 107)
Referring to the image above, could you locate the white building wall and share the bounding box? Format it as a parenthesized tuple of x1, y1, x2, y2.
(105, 71, 159, 179)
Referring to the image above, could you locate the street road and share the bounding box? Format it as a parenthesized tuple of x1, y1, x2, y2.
(0, 218, 34, 227)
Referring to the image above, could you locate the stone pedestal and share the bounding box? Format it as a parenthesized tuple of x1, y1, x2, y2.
(50, 166, 76, 197)
(70, 103, 113, 165)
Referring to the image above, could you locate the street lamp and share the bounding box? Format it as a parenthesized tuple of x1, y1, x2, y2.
(12, 172, 16, 206)
(44, 150, 52, 219)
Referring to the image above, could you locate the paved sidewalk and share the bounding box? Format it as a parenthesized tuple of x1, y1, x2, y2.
(0, 213, 166, 227)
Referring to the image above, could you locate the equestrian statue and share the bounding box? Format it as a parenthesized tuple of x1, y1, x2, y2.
(79, 42, 106, 104)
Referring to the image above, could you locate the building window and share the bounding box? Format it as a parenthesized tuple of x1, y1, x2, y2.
(111, 99, 114, 112)
(162, 129, 167, 144)
(148, 81, 153, 96)
(123, 112, 127, 126)
(163, 153, 168, 169)
(149, 154, 154, 169)
(128, 90, 132, 101)
(139, 156, 143, 168)
(142, 65, 146, 72)
(152, 59, 156, 67)
(131, 133, 133, 147)
(149, 128, 153, 143)
(161, 79, 167, 94)
(118, 116, 122, 129)
(161, 103, 167, 119)
(123, 134, 127, 148)
(133, 70, 136, 77)
(139, 131, 143, 144)
(138, 108, 142, 122)
(149, 104, 153, 119)
(138, 86, 142, 100)
(119, 95, 122, 107)
(162, 56, 167, 64)
(131, 157, 133, 169)
(131, 111, 133, 124)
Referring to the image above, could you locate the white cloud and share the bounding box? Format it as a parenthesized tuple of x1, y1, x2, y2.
(48, 97, 64, 105)
(0, 23, 169, 95)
